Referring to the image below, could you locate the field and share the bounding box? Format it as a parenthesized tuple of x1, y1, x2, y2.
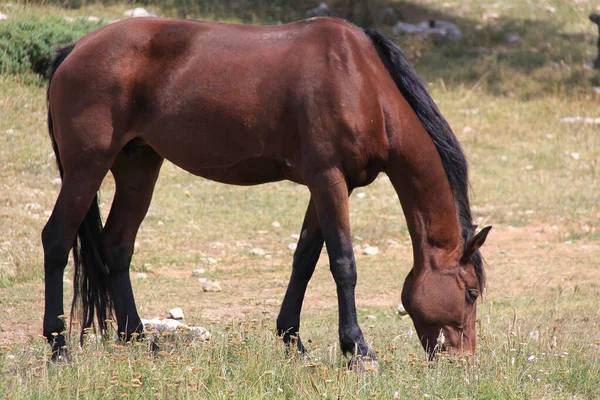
(1, 0, 599, 398)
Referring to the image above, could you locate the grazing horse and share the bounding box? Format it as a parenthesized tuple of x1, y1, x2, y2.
(43, 16, 490, 366)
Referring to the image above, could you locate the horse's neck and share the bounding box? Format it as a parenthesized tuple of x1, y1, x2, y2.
(385, 130, 463, 265)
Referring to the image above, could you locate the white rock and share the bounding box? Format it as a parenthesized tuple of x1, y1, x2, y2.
(355, 192, 366, 198)
(25, 203, 42, 210)
(169, 307, 185, 319)
(202, 280, 222, 292)
(505, 34, 522, 44)
(362, 246, 379, 255)
(207, 257, 218, 265)
(392, 20, 463, 41)
(87, 16, 100, 22)
(197, 277, 207, 283)
(397, 304, 408, 316)
(365, 315, 377, 320)
(192, 268, 205, 276)
(135, 272, 148, 280)
(271, 221, 281, 228)
(250, 248, 265, 256)
(570, 152, 580, 160)
(124, 8, 156, 18)
(141, 318, 210, 340)
(287, 243, 297, 250)
(0, 13, 8, 21)
(51, 178, 62, 186)
(290, 234, 300, 240)
(306, 2, 328, 17)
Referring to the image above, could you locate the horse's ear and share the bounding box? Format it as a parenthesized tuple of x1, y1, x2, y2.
(462, 226, 492, 262)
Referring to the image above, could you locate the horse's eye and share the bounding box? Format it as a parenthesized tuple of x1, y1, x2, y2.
(466, 289, 479, 303)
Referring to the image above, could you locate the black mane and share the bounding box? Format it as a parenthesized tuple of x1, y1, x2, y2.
(364, 28, 485, 290)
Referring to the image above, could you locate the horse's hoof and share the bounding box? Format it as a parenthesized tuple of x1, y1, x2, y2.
(49, 347, 71, 364)
(349, 356, 379, 373)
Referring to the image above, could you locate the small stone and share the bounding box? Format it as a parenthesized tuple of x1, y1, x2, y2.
(192, 268, 205, 276)
(124, 7, 156, 17)
(271, 221, 281, 228)
(397, 304, 408, 316)
(197, 277, 207, 283)
(51, 178, 62, 186)
(570, 152, 580, 160)
(207, 258, 218, 265)
(524, 165, 534, 171)
(202, 280, 222, 292)
(0, 13, 8, 21)
(157, 220, 164, 226)
(287, 243, 297, 250)
(505, 34, 522, 44)
(168, 307, 184, 319)
(249, 248, 265, 256)
(362, 246, 379, 255)
(87, 16, 100, 22)
(135, 272, 148, 280)
(365, 315, 377, 321)
(290, 234, 300, 240)
(500, 155, 508, 162)
(356, 192, 366, 198)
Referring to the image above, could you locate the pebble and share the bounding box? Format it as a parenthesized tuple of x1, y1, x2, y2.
(197, 278, 207, 283)
(168, 307, 184, 319)
(287, 243, 297, 250)
(249, 248, 265, 256)
(0, 13, 8, 21)
(362, 246, 379, 255)
(272, 221, 281, 228)
(365, 315, 377, 320)
(202, 280, 222, 292)
(397, 304, 408, 316)
(207, 257, 218, 265)
(124, 8, 156, 17)
(356, 192, 366, 198)
(135, 272, 148, 280)
(192, 268, 205, 276)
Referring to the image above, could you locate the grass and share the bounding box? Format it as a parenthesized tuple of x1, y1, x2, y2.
(1, 0, 599, 398)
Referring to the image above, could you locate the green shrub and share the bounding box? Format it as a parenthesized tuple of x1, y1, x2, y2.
(0, 15, 106, 79)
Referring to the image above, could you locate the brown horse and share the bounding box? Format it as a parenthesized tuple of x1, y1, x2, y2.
(43, 16, 490, 366)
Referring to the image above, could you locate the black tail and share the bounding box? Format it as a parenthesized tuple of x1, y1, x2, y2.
(47, 44, 113, 341)
(364, 29, 484, 289)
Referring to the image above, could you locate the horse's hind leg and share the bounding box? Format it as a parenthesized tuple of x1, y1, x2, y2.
(277, 197, 324, 354)
(308, 169, 376, 370)
(42, 166, 112, 361)
(102, 145, 163, 341)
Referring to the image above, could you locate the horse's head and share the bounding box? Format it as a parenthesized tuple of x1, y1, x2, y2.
(402, 226, 491, 358)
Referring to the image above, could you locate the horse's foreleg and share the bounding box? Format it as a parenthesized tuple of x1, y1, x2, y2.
(309, 170, 376, 370)
(276, 198, 324, 354)
(103, 146, 163, 342)
(42, 171, 108, 361)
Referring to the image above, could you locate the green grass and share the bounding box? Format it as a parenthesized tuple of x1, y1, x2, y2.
(1, 0, 599, 398)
